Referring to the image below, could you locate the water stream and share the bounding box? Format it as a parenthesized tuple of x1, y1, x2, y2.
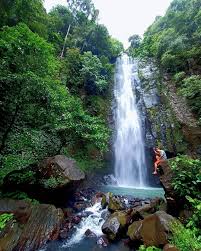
(114, 55, 147, 187)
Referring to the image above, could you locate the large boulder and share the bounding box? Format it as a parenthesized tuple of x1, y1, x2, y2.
(3, 155, 85, 193)
(101, 213, 122, 240)
(101, 193, 124, 212)
(38, 155, 85, 189)
(135, 197, 164, 217)
(158, 160, 184, 215)
(102, 208, 140, 240)
(127, 211, 175, 247)
(0, 199, 64, 251)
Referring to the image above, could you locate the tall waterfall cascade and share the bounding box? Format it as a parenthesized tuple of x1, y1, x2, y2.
(114, 54, 147, 187)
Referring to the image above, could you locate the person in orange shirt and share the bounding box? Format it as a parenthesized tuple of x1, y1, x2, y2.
(153, 147, 167, 175)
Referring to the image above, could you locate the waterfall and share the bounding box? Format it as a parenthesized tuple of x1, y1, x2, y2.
(114, 54, 147, 187)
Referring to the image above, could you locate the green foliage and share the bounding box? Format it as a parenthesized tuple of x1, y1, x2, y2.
(186, 196, 201, 238)
(1, 191, 39, 204)
(138, 245, 161, 251)
(0, 0, 123, 185)
(131, 0, 201, 118)
(173, 71, 186, 85)
(42, 176, 67, 189)
(170, 222, 201, 251)
(170, 155, 201, 199)
(0, 213, 14, 230)
(63, 48, 83, 93)
(81, 51, 108, 95)
(0, 0, 48, 38)
(179, 75, 201, 118)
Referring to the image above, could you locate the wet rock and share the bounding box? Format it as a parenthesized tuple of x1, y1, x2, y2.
(62, 208, 74, 218)
(133, 197, 164, 218)
(73, 202, 88, 212)
(72, 215, 81, 224)
(0, 199, 64, 251)
(102, 215, 121, 240)
(158, 160, 174, 196)
(59, 228, 69, 239)
(127, 220, 142, 241)
(102, 210, 133, 240)
(101, 193, 108, 209)
(127, 211, 175, 247)
(85, 229, 97, 238)
(158, 160, 184, 215)
(101, 210, 111, 220)
(91, 192, 104, 205)
(163, 244, 179, 251)
(108, 195, 124, 212)
(97, 236, 109, 247)
(38, 155, 85, 189)
(101, 193, 124, 212)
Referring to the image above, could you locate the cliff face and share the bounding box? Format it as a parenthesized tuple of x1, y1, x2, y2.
(133, 60, 201, 157)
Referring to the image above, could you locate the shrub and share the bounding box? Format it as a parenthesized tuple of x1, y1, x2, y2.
(0, 213, 14, 230)
(170, 222, 201, 251)
(186, 196, 201, 238)
(179, 75, 201, 117)
(173, 71, 186, 86)
(138, 245, 162, 251)
(170, 155, 201, 199)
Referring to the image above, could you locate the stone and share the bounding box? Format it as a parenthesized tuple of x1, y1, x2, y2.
(73, 202, 87, 212)
(102, 210, 133, 240)
(102, 216, 120, 240)
(71, 216, 81, 224)
(163, 244, 179, 251)
(97, 236, 109, 247)
(127, 211, 175, 247)
(91, 192, 104, 205)
(59, 228, 69, 239)
(101, 193, 124, 212)
(133, 197, 164, 218)
(85, 229, 97, 238)
(38, 155, 85, 189)
(127, 220, 142, 241)
(0, 199, 64, 251)
(62, 207, 74, 218)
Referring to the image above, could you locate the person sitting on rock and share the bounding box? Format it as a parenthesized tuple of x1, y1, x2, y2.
(153, 147, 167, 175)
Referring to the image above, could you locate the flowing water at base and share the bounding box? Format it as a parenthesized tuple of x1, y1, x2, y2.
(41, 187, 164, 251)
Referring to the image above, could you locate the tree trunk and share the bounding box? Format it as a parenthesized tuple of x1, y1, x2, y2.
(60, 24, 71, 58)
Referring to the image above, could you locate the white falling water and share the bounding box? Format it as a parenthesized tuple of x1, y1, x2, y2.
(114, 54, 147, 187)
(62, 202, 106, 248)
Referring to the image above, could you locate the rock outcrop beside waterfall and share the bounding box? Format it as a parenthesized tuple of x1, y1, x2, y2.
(132, 59, 201, 157)
(134, 60, 188, 154)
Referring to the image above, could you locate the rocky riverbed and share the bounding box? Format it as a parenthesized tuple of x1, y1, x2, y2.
(0, 156, 187, 251)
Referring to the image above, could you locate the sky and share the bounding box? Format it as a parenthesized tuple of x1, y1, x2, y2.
(44, 0, 173, 48)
